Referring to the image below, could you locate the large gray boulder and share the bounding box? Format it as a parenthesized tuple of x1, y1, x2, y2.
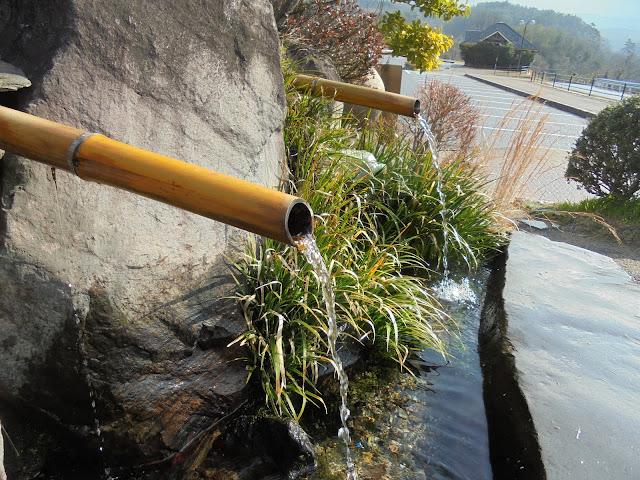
(0, 0, 285, 476)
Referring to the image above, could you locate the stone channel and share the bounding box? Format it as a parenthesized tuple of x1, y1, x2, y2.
(481, 231, 640, 479)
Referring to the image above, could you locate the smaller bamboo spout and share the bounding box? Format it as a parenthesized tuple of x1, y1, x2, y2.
(0, 105, 313, 246)
(292, 74, 420, 117)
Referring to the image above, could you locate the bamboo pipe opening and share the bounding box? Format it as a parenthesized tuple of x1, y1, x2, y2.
(292, 74, 421, 118)
(0, 105, 314, 246)
(286, 199, 314, 241)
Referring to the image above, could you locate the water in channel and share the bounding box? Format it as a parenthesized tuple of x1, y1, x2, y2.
(295, 234, 358, 480)
(301, 271, 492, 480)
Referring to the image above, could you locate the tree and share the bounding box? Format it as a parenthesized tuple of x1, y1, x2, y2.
(612, 39, 640, 81)
(566, 95, 640, 200)
(378, 0, 470, 71)
(622, 39, 637, 55)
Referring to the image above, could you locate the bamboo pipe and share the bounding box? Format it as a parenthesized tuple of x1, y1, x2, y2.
(0, 105, 313, 246)
(292, 74, 420, 118)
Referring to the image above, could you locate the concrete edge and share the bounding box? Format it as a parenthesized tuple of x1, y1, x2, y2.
(478, 248, 547, 479)
(464, 74, 595, 118)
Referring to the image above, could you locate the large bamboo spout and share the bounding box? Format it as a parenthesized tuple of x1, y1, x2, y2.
(0, 105, 313, 246)
(292, 74, 420, 117)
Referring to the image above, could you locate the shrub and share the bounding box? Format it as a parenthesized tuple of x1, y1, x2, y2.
(566, 95, 640, 200)
(476, 97, 557, 208)
(459, 42, 535, 68)
(282, 0, 384, 83)
(357, 124, 504, 272)
(402, 80, 480, 161)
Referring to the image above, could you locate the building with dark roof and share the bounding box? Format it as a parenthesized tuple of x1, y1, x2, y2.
(462, 22, 537, 51)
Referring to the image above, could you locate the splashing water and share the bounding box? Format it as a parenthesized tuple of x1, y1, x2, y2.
(416, 114, 477, 304)
(295, 234, 358, 480)
(433, 276, 477, 305)
(416, 114, 450, 278)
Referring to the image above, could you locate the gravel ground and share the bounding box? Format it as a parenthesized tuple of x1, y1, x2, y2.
(518, 218, 640, 284)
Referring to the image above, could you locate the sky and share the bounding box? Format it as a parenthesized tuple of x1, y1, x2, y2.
(468, 0, 639, 18)
(468, 0, 640, 48)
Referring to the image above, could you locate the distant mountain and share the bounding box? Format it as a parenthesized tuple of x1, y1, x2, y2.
(580, 14, 640, 51)
(354, 0, 639, 78)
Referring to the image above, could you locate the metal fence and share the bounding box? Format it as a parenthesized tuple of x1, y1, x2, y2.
(530, 70, 640, 100)
(493, 65, 531, 75)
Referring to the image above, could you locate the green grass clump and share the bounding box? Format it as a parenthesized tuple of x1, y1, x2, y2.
(355, 126, 504, 271)
(231, 67, 505, 419)
(553, 197, 640, 225)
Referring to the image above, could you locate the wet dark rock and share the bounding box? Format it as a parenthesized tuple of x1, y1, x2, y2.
(224, 416, 317, 479)
(283, 42, 344, 124)
(271, 0, 303, 30)
(197, 321, 240, 349)
(0, 0, 284, 476)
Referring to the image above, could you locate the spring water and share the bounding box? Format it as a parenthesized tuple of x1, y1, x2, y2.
(295, 234, 358, 480)
(416, 114, 476, 303)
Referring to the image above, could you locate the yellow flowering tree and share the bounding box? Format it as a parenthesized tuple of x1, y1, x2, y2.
(379, 0, 470, 71)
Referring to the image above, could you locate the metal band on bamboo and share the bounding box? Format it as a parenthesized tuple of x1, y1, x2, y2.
(66, 132, 97, 176)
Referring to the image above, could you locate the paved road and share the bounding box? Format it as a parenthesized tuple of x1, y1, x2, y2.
(399, 68, 592, 203)
(401, 69, 587, 151)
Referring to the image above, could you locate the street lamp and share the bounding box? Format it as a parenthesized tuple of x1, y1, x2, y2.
(517, 19, 535, 74)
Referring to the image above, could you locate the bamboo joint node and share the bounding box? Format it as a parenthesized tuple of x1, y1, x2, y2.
(66, 132, 97, 176)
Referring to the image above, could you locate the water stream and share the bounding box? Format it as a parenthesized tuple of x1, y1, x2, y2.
(295, 234, 358, 480)
(416, 114, 450, 279)
(301, 270, 492, 480)
(416, 114, 476, 303)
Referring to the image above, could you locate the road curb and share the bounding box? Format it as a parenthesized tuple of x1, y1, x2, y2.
(464, 74, 596, 118)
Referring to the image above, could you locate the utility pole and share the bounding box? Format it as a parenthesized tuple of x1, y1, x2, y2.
(517, 19, 535, 75)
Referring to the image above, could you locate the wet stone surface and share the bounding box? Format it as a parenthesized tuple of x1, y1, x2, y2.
(503, 232, 640, 479)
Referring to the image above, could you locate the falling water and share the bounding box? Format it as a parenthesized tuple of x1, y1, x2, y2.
(51, 171, 111, 479)
(295, 234, 358, 480)
(416, 114, 450, 278)
(416, 114, 476, 303)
